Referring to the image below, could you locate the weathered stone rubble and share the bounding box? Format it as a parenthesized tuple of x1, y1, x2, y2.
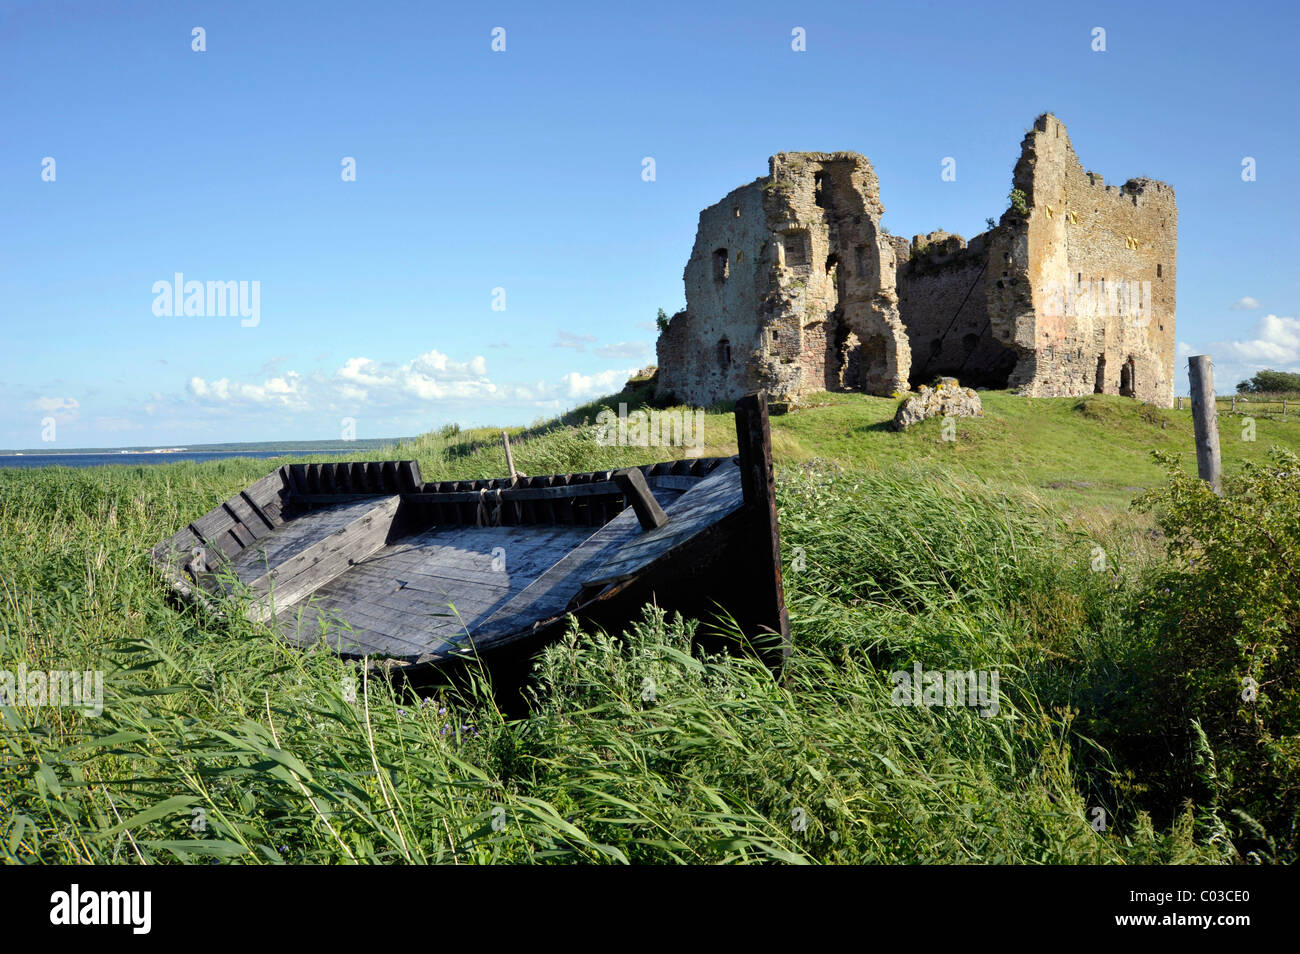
(891, 377, 983, 431)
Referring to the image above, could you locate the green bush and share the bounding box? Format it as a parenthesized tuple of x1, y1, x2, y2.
(1132, 449, 1300, 860)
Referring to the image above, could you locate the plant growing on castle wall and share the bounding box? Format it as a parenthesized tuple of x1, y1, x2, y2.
(1009, 188, 1029, 216)
(655, 308, 671, 334)
(985, 217, 997, 231)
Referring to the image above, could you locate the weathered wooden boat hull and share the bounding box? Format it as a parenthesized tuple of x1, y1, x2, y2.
(150, 395, 789, 672)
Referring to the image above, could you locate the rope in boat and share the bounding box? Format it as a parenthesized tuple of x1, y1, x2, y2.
(476, 486, 505, 527)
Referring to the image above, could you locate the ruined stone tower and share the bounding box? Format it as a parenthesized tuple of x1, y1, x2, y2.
(655, 151, 910, 406)
(655, 114, 1177, 408)
(985, 114, 1178, 405)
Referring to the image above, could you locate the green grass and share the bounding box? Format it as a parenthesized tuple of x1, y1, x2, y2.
(2, 388, 1297, 864)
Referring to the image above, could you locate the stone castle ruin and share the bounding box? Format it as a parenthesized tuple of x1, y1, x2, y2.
(655, 114, 1177, 407)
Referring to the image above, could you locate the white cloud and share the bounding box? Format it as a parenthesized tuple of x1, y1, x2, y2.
(595, 341, 650, 359)
(1181, 314, 1300, 394)
(560, 369, 635, 399)
(189, 372, 308, 409)
(27, 396, 79, 414)
(187, 348, 633, 414)
(1214, 314, 1300, 366)
(1229, 296, 1261, 311)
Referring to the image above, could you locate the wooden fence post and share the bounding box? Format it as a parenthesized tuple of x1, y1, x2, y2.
(1188, 355, 1222, 495)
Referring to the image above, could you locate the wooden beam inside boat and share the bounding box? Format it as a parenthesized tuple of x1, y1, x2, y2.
(247, 495, 402, 622)
(612, 468, 669, 531)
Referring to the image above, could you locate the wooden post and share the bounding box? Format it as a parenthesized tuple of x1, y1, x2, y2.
(1188, 355, 1222, 495)
(501, 430, 517, 479)
(734, 393, 791, 669)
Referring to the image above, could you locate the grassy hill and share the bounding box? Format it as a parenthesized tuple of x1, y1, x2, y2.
(2, 387, 1297, 864)
(398, 388, 1300, 509)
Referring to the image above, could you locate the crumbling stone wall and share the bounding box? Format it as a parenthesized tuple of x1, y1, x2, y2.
(896, 231, 1016, 388)
(987, 114, 1177, 406)
(655, 179, 770, 406)
(656, 151, 908, 406)
(657, 114, 1176, 408)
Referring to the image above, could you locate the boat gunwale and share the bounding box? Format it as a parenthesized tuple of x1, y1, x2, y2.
(145, 394, 790, 676)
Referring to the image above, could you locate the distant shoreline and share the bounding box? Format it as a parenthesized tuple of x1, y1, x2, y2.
(0, 437, 410, 457)
(0, 449, 361, 458)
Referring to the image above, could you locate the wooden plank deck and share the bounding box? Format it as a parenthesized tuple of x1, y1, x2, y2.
(583, 460, 743, 587)
(245, 495, 402, 621)
(272, 523, 598, 659)
(256, 469, 742, 661)
(230, 495, 393, 583)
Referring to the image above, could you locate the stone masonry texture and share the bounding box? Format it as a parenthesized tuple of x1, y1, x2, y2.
(655, 114, 1177, 408)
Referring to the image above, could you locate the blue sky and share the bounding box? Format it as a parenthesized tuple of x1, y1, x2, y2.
(2, 0, 1297, 448)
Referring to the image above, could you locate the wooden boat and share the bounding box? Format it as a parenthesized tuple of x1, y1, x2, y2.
(150, 395, 789, 673)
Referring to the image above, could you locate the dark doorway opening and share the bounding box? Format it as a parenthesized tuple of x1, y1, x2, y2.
(1119, 357, 1136, 397)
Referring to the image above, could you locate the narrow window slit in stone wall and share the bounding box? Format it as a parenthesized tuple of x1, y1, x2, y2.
(712, 248, 729, 282)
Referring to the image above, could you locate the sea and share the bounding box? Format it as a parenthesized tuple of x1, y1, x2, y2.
(0, 450, 354, 469)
